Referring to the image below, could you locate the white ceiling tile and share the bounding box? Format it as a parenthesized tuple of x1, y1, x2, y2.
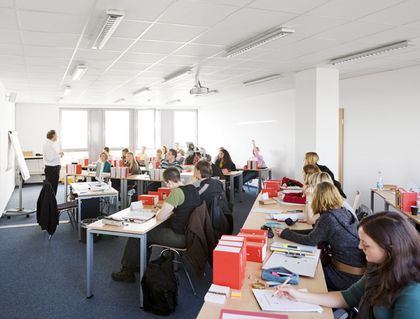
(130, 40, 183, 54)
(192, 8, 297, 46)
(160, 55, 199, 65)
(405, 19, 420, 29)
(141, 23, 206, 42)
(119, 52, 167, 64)
(159, 0, 239, 27)
(314, 21, 393, 42)
(94, 0, 173, 21)
(0, 8, 19, 29)
(174, 43, 224, 57)
(111, 20, 151, 39)
(249, 0, 330, 14)
(18, 11, 86, 33)
(0, 44, 24, 55)
(285, 15, 345, 38)
(306, 0, 405, 21)
(24, 46, 74, 58)
(0, 64, 26, 72)
(26, 56, 69, 66)
(102, 36, 134, 51)
(75, 48, 121, 60)
(0, 0, 14, 8)
(16, 0, 95, 15)
(360, 0, 420, 26)
(0, 30, 22, 44)
(355, 26, 420, 45)
(21, 31, 80, 47)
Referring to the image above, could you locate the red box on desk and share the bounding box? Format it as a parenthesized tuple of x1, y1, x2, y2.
(158, 187, 172, 200)
(213, 244, 245, 290)
(395, 188, 418, 212)
(264, 180, 281, 191)
(238, 229, 268, 263)
(138, 194, 159, 206)
(220, 236, 246, 279)
(262, 188, 278, 198)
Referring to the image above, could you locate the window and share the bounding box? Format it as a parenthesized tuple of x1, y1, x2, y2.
(174, 110, 197, 146)
(137, 110, 155, 149)
(61, 110, 88, 149)
(62, 151, 89, 165)
(105, 110, 130, 149)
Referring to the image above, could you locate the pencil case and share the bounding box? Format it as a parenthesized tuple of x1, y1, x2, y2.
(261, 267, 299, 285)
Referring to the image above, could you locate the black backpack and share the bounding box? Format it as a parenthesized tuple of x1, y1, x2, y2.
(141, 255, 178, 316)
(209, 193, 234, 240)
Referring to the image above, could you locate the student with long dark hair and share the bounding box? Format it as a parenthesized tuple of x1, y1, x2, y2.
(215, 149, 236, 173)
(276, 211, 420, 319)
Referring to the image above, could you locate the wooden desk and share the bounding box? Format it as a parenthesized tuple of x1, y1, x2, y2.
(371, 188, 420, 225)
(86, 208, 166, 308)
(224, 171, 243, 204)
(239, 167, 272, 192)
(70, 182, 118, 240)
(197, 194, 333, 319)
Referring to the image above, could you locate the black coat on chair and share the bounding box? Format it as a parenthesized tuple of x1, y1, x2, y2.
(36, 181, 58, 236)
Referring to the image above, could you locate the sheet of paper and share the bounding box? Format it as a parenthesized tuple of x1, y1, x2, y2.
(270, 213, 305, 220)
(252, 289, 323, 313)
(254, 208, 283, 214)
(122, 210, 155, 221)
(262, 251, 320, 277)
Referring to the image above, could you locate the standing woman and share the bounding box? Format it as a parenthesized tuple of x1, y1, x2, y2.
(276, 212, 420, 319)
(43, 130, 63, 195)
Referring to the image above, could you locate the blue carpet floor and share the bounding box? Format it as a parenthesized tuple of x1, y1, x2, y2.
(0, 184, 256, 319)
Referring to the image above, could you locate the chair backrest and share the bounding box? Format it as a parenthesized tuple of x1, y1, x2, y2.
(352, 190, 361, 212)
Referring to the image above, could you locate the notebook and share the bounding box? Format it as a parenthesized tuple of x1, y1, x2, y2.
(252, 289, 323, 313)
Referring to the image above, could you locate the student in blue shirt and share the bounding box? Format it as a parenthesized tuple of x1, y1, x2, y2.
(276, 212, 420, 319)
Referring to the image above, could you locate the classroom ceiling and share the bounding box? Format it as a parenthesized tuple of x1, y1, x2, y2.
(1, 0, 420, 106)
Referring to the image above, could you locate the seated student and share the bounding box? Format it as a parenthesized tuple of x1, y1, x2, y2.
(305, 151, 346, 198)
(185, 147, 202, 165)
(136, 146, 149, 166)
(280, 164, 320, 204)
(215, 149, 236, 174)
(125, 152, 140, 175)
(111, 168, 201, 282)
(194, 160, 225, 207)
(103, 146, 112, 161)
(275, 182, 365, 291)
(206, 154, 224, 180)
(97, 151, 111, 173)
(155, 148, 163, 162)
(161, 149, 183, 172)
(242, 140, 267, 185)
(161, 145, 168, 158)
(176, 149, 185, 164)
(121, 148, 129, 164)
(277, 212, 420, 319)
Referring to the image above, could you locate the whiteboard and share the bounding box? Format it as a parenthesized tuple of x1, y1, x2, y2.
(9, 131, 30, 181)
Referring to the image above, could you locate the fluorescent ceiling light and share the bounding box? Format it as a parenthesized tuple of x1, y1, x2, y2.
(92, 9, 125, 50)
(163, 67, 193, 83)
(132, 87, 150, 96)
(58, 97, 64, 104)
(225, 26, 294, 58)
(63, 86, 72, 96)
(243, 74, 282, 86)
(330, 40, 413, 65)
(114, 98, 125, 103)
(72, 64, 88, 81)
(166, 99, 181, 105)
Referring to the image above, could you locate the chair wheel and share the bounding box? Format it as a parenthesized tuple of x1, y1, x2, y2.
(26, 214, 30, 218)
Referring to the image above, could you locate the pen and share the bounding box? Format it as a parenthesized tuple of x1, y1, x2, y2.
(272, 277, 291, 297)
(271, 271, 293, 277)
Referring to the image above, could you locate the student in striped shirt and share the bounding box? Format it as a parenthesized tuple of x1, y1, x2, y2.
(161, 148, 183, 172)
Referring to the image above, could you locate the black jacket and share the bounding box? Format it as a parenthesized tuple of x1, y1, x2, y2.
(211, 163, 225, 180)
(214, 158, 236, 171)
(197, 178, 225, 208)
(317, 164, 347, 198)
(36, 181, 58, 236)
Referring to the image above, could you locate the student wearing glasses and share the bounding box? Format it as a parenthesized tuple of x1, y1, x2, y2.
(276, 212, 420, 319)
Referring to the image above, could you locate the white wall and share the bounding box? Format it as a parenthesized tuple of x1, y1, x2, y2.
(198, 90, 296, 179)
(15, 103, 59, 154)
(341, 65, 420, 206)
(0, 83, 16, 214)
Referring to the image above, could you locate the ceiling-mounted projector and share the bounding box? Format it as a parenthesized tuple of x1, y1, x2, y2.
(190, 83, 210, 95)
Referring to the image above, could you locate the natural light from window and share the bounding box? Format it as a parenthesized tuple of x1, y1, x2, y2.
(137, 110, 155, 149)
(61, 110, 88, 149)
(174, 110, 197, 146)
(105, 110, 130, 149)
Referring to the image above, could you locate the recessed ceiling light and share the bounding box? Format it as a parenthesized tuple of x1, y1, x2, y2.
(163, 67, 193, 83)
(72, 64, 88, 81)
(166, 99, 181, 105)
(225, 26, 294, 58)
(114, 98, 126, 103)
(132, 87, 150, 96)
(243, 74, 282, 86)
(330, 40, 413, 65)
(92, 10, 125, 50)
(63, 86, 72, 96)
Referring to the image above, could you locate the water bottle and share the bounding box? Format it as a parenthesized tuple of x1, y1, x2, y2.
(376, 171, 383, 190)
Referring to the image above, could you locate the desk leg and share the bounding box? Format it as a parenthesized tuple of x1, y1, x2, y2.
(121, 179, 128, 209)
(238, 174, 243, 202)
(136, 180, 144, 196)
(86, 229, 94, 298)
(258, 171, 262, 193)
(139, 234, 147, 308)
(385, 202, 390, 212)
(370, 190, 375, 212)
(229, 175, 234, 205)
(64, 175, 68, 203)
(269, 170, 272, 180)
(78, 199, 82, 241)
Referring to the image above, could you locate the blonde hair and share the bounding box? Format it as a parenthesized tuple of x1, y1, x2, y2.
(311, 182, 344, 215)
(305, 152, 319, 165)
(305, 172, 333, 194)
(126, 152, 139, 172)
(100, 152, 108, 161)
(303, 164, 320, 185)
